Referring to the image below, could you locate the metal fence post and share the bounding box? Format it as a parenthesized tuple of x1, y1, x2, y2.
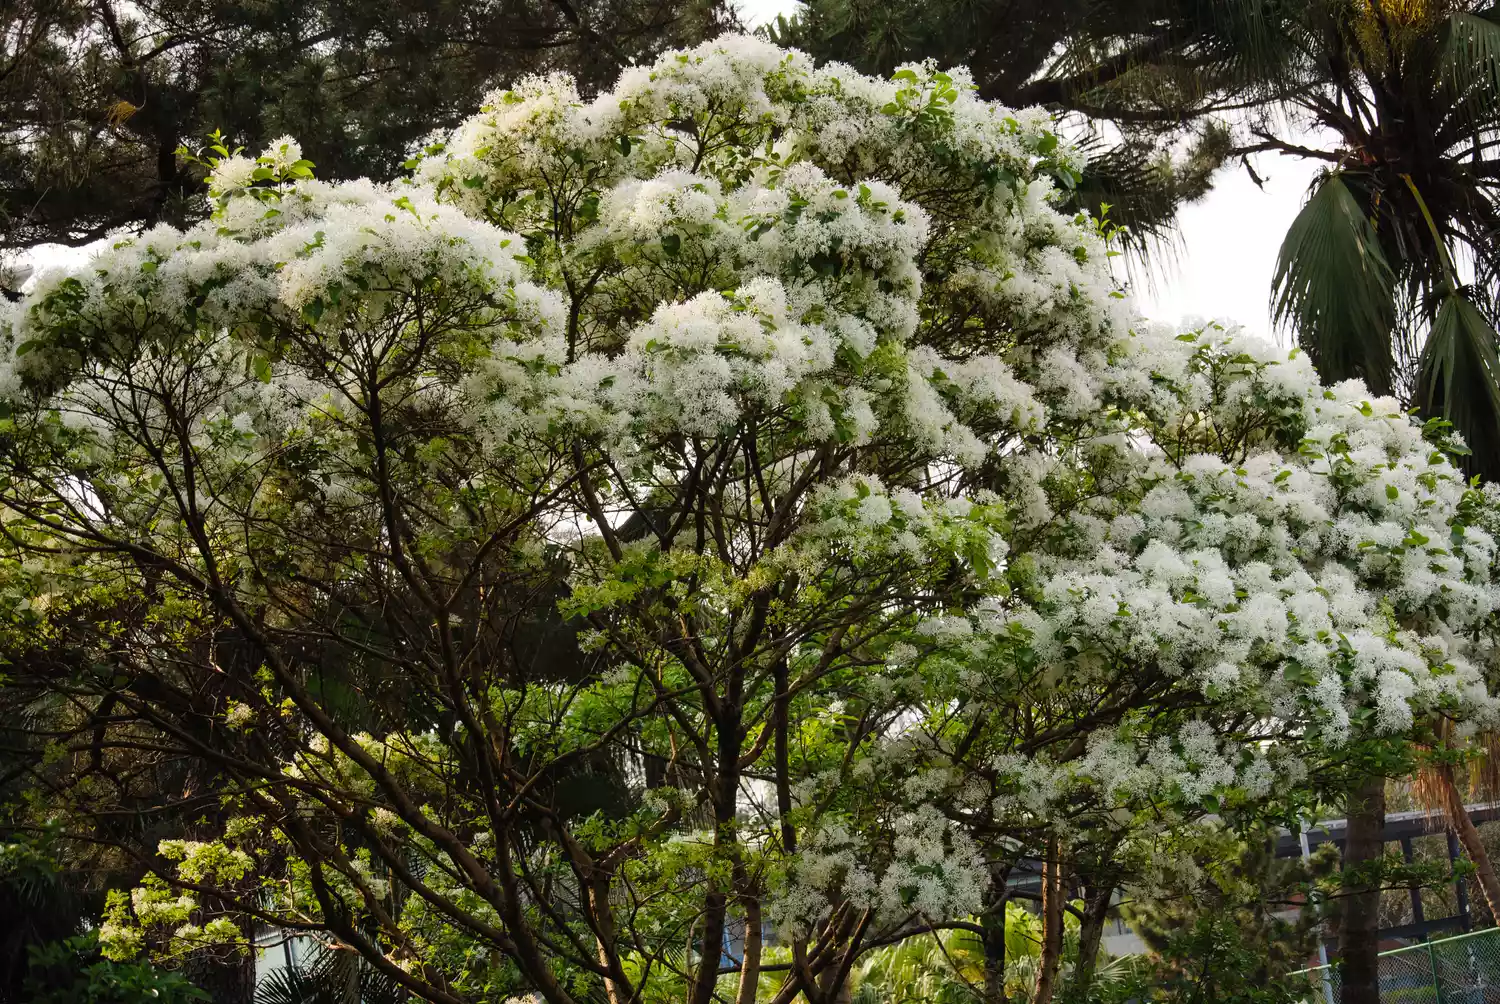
(1429, 939, 1445, 1004)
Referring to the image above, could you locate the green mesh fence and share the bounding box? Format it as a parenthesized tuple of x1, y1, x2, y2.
(1299, 927, 1500, 1002)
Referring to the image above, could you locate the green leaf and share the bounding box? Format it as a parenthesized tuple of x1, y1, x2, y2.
(660, 233, 681, 258)
(1440, 12, 1500, 129)
(1415, 291, 1500, 479)
(1271, 172, 1397, 395)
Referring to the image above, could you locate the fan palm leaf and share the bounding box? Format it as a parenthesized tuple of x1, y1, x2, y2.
(1272, 172, 1399, 396)
(1438, 9, 1500, 129)
(1415, 290, 1500, 475)
(252, 940, 406, 1004)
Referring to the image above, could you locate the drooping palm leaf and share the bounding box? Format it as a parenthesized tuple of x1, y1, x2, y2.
(1415, 290, 1500, 479)
(1046, 0, 1308, 115)
(1438, 10, 1500, 121)
(253, 963, 335, 1004)
(253, 939, 406, 1004)
(1272, 172, 1399, 396)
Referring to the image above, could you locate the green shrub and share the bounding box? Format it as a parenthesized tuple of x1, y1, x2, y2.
(22, 932, 208, 1004)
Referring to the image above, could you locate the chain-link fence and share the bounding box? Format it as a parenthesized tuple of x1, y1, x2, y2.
(1300, 927, 1500, 1002)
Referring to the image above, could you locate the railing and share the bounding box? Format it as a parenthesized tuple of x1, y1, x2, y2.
(1300, 927, 1500, 1002)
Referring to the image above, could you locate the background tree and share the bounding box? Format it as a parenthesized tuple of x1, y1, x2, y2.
(0, 0, 728, 269)
(18, 932, 208, 1004)
(1120, 819, 1337, 980)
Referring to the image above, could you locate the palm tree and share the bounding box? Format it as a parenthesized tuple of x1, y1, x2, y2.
(1410, 726, 1500, 923)
(1269, 0, 1500, 480)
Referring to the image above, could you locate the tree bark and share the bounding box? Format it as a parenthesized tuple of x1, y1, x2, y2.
(772, 654, 817, 1003)
(1437, 764, 1500, 924)
(817, 955, 856, 1004)
(981, 880, 1009, 1004)
(181, 907, 256, 1004)
(688, 710, 741, 1004)
(590, 876, 625, 1004)
(1070, 883, 1114, 996)
(183, 945, 256, 1004)
(734, 858, 762, 1004)
(1032, 837, 1065, 1004)
(1339, 773, 1386, 1004)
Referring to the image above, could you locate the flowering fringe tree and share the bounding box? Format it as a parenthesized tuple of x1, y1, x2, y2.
(2, 35, 1499, 1004)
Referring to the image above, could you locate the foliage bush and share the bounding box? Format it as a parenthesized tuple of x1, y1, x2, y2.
(1058, 917, 1318, 1004)
(21, 933, 207, 1004)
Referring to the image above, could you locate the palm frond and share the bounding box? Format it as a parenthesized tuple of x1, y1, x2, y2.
(252, 939, 406, 1004)
(1052, 0, 1307, 111)
(1181, 0, 1311, 97)
(1438, 10, 1500, 123)
(1415, 289, 1500, 479)
(253, 964, 330, 1004)
(1092, 952, 1144, 986)
(1272, 172, 1398, 395)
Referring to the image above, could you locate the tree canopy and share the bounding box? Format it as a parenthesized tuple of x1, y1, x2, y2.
(1, 34, 1499, 1004)
(1261, 0, 1500, 483)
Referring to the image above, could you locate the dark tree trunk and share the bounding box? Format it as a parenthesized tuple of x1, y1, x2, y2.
(1033, 837, 1065, 1004)
(734, 857, 762, 1004)
(1339, 773, 1386, 1004)
(982, 881, 1009, 1004)
(687, 706, 741, 1004)
(183, 946, 256, 1004)
(1071, 883, 1115, 996)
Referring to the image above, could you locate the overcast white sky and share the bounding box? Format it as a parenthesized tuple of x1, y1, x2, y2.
(736, 0, 1324, 344)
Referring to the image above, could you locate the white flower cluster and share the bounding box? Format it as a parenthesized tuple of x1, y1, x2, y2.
(407, 33, 1120, 457)
(984, 725, 1281, 824)
(898, 323, 1500, 828)
(772, 806, 986, 936)
(777, 475, 1007, 582)
(2, 36, 1119, 481)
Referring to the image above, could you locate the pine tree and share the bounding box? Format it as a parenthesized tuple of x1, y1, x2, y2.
(0, 0, 727, 269)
